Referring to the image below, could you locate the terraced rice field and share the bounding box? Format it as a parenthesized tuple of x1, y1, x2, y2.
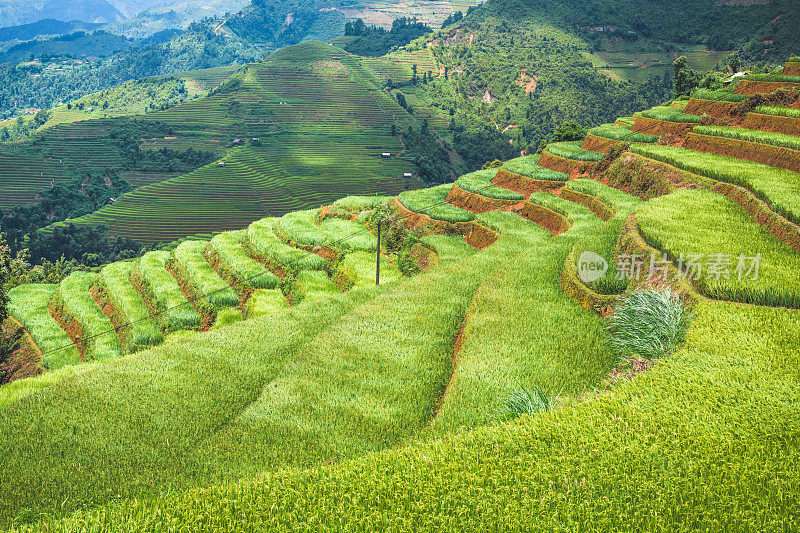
(3, 54, 800, 533)
(42, 42, 421, 241)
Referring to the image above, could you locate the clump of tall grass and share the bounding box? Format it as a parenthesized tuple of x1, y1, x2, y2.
(607, 288, 691, 362)
(493, 384, 559, 422)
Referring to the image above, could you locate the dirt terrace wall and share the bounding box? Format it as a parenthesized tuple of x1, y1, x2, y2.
(492, 168, 563, 196)
(684, 132, 800, 173)
(581, 134, 622, 154)
(560, 188, 614, 220)
(445, 184, 518, 213)
(734, 79, 800, 96)
(742, 112, 800, 136)
(783, 62, 800, 76)
(685, 99, 740, 120)
(391, 197, 498, 249)
(516, 202, 571, 235)
(631, 116, 696, 137)
(538, 151, 596, 176)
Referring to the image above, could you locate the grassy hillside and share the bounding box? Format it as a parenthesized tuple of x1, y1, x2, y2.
(1, 58, 800, 530)
(44, 42, 423, 242)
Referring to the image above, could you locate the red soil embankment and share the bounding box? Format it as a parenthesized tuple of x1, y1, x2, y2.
(685, 99, 740, 120)
(0, 318, 43, 384)
(538, 151, 597, 176)
(560, 188, 614, 220)
(516, 202, 571, 235)
(581, 134, 622, 154)
(783, 63, 800, 76)
(742, 112, 800, 136)
(391, 198, 498, 250)
(560, 252, 620, 312)
(492, 168, 563, 196)
(632, 116, 696, 137)
(684, 133, 800, 173)
(445, 184, 518, 213)
(734, 79, 800, 96)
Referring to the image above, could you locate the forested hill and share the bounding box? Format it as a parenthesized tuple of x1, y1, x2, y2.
(480, 0, 800, 60)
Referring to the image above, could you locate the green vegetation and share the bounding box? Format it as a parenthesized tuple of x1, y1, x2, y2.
(742, 74, 800, 83)
(638, 106, 703, 123)
(136, 251, 202, 329)
(292, 270, 341, 302)
(545, 141, 603, 162)
(7, 284, 79, 369)
(275, 210, 328, 248)
(455, 169, 524, 200)
(173, 241, 239, 309)
(342, 18, 433, 57)
(607, 288, 691, 362)
(337, 251, 402, 288)
(419, 235, 476, 265)
(631, 144, 800, 223)
(501, 155, 569, 181)
(54, 271, 120, 360)
(320, 218, 377, 253)
(693, 125, 800, 151)
(589, 124, 659, 143)
(637, 189, 800, 308)
(246, 289, 287, 317)
(98, 261, 163, 349)
(246, 218, 328, 272)
(209, 232, 279, 290)
(398, 185, 476, 223)
(754, 105, 800, 119)
(690, 89, 749, 103)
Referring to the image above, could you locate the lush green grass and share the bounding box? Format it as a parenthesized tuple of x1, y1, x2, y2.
(337, 251, 402, 288)
(209, 231, 279, 290)
(502, 155, 569, 181)
(320, 217, 377, 252)
(455, 169, 524, 200)
(246, 218, 328, 272)
(545, 141, 604, 162)
(38, 231, 800, 531)
(419, 235, 476, 265)
(430, 204, 617, 435)
(690, 89, 750, 102)
(275, 210, 328, 248)
(137, 251, 202, 329)
(246, 289, 287, 318)
(397, 185, 476, 223)
(754, 105, 800, 119)
(0, 284, 383, 526)
(741, 73, 800, 83)
(174, 241, 240, 310)
(637, 189, 800, 308)
(589, 124, 659, 143)
(99, 261, 163, 349)
(693, 125, 800, 151)
(638, 106, 703, 123)
(55, 272, 120, 360)
(293, 270, 341, 302)
(332, 196, 389, 211)
(7, 284, 79, 370)
(631, 143, 800, 223)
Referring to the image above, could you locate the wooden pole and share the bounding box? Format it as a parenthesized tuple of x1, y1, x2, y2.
(376, 219, 381, 285)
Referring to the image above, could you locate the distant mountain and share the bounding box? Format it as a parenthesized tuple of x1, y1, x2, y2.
(37, 0, 124, 24)
(0, 19, 103, 42)
(0, 0, 125, 27)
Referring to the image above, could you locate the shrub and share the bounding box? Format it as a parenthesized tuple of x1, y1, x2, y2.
(492, 385, 558, 422)
(607, 288, 691, 362)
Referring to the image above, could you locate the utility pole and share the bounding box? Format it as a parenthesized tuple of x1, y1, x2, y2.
(376, 219, 381, 285)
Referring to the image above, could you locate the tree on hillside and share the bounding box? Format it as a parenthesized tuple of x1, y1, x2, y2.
(673, 56, 700, 97)
(550, 121, 586, 142)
